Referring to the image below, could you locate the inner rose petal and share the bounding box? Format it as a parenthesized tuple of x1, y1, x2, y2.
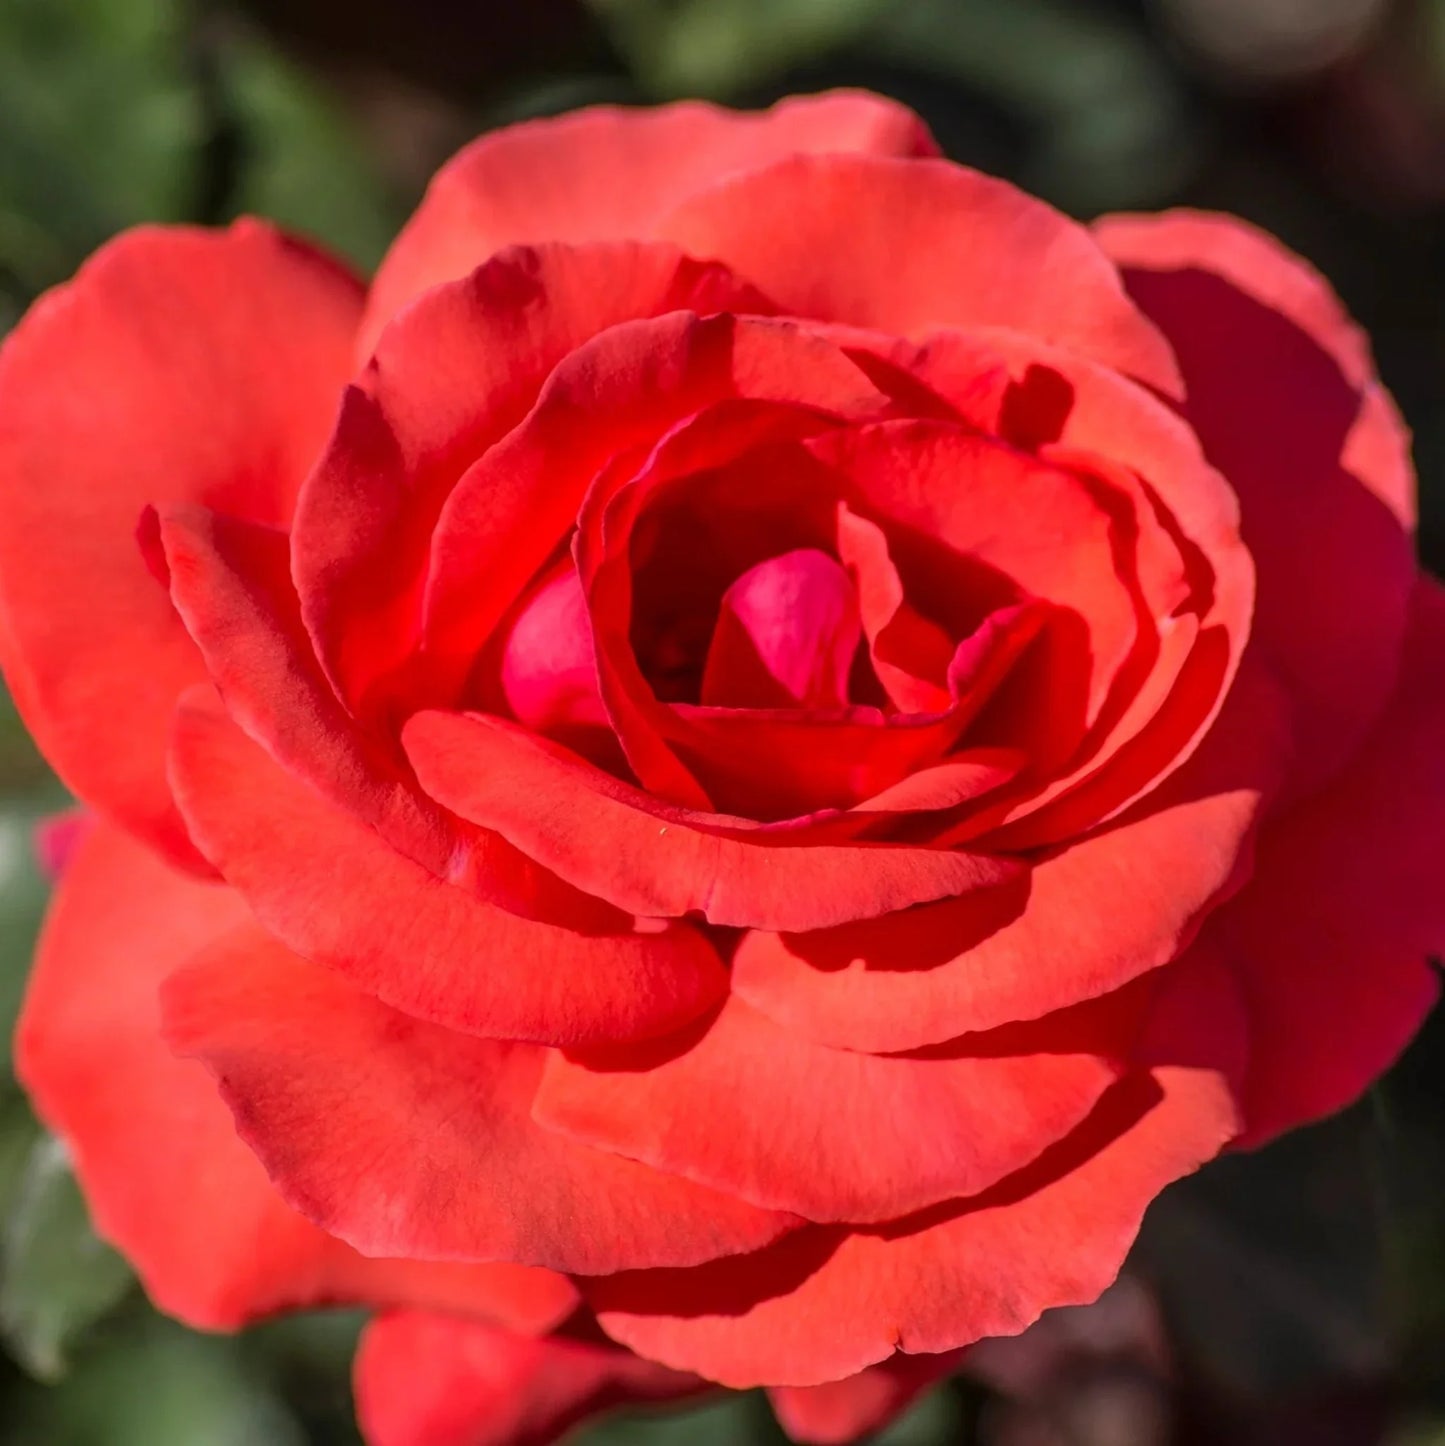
(585, 406, 1080, 818)
(499, 563, 605, 734)
(667, 599, 1050, 819)
(835, 503, 955, 714)
(700, 549, 861, 710)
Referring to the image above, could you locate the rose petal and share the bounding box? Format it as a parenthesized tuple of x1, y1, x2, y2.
(169, 692, 728, 1046)
(424, 317, 886, 730)
(576, 398, 886, 814)
(1096, 209, 1415, 793)
(655, 598, 1047, 822)
(162, 933, 798, 1274)
(294, 243, 769, 719)
(156, 504, 450, 868)
(731, 658, 1292, 1049)
(768, 1352, 965, 1445)
(403, 710, 1020, 933)
(498, 563, 608, 734)
(700, 549, 861, 710)
(362, 91, 937, 354)
(891, 327, 1255, 839)
(835, 504, 957, 713)
(355, 1312, 706, 1446)
(659, 154, 1182, 396)
(808, 420, 1180, 753)
(533, 989, 1138, 1223)
(1217, 575, 1444, 1147)
(15, 822, 578, 1332)
(587, 953, 1245, 1387)
(565, 392, 1049, 818)
(0, 221, 361, 865)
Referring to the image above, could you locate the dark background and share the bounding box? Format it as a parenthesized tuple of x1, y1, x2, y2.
(0, 1, 1442, 1442)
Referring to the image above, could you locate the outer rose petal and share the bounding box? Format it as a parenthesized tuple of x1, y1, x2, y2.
(659, 154, 1183, 396)
(15, 822, 578, 1333)
(533, 991, 1136, 1223)
(588, 952, 1246, 1387)
(403, 710, 1019, 933)
(162, 930, 799, 1275)
(768, 1352, 965, 1445)
(156, 505, 450, 868)
(1096, 209, 1416, 792)
(355, 1313, 706, 1446)
(157, 504, 606, 928)
(1216, 576, 1445, 1147)
(169, 693, 728, 1046)
(361, 90, 937, 355)
(0, 221, 362, 866)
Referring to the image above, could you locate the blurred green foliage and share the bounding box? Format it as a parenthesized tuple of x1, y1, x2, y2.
(217, 34, 401, 272)
(0, 1131, 133, 1382)
(0, 0, 197, 313)
(0, 0, 398, 319)
(590, 0, 882, 97)
(591, 0, 1197, 211)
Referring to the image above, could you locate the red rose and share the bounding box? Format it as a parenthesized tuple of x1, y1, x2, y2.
(2, 91, 1441, 1445)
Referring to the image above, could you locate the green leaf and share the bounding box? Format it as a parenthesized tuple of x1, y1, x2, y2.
(0, 1099, 42, 1226)
(0, 1133, 134, 1380)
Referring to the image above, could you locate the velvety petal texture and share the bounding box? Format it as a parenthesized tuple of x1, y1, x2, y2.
(588, 957, 1247, 1387)
(162, 930, 798, 1276)
(0, 86, 1437, 1442)
(768, 1351, 965, 1445)
(355, 1313, 705, 1446)
(16, 823, 579, 1332)
(1218, 578, 1445, 1146)
(658, 155, 1183, 395)
(295, 244, 773, 722)
(361, 90, 937, 353)
(1096, 209, 1416, 793)
(403, 710, 1019, 933)
(532, 991, 1137, 1222)
(0, 222, 361, 866)
(730, 660, 1291, 1049)
(170, 694, 728, 1046)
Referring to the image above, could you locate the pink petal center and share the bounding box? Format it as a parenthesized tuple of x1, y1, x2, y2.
(498, 564, 605, 733)
(701, 549, 862, 710)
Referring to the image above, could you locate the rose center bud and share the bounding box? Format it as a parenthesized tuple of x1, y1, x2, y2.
(699, 549, 862, 711)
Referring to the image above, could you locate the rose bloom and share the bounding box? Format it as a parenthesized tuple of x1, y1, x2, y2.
(1, 91, 1441, 1445)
